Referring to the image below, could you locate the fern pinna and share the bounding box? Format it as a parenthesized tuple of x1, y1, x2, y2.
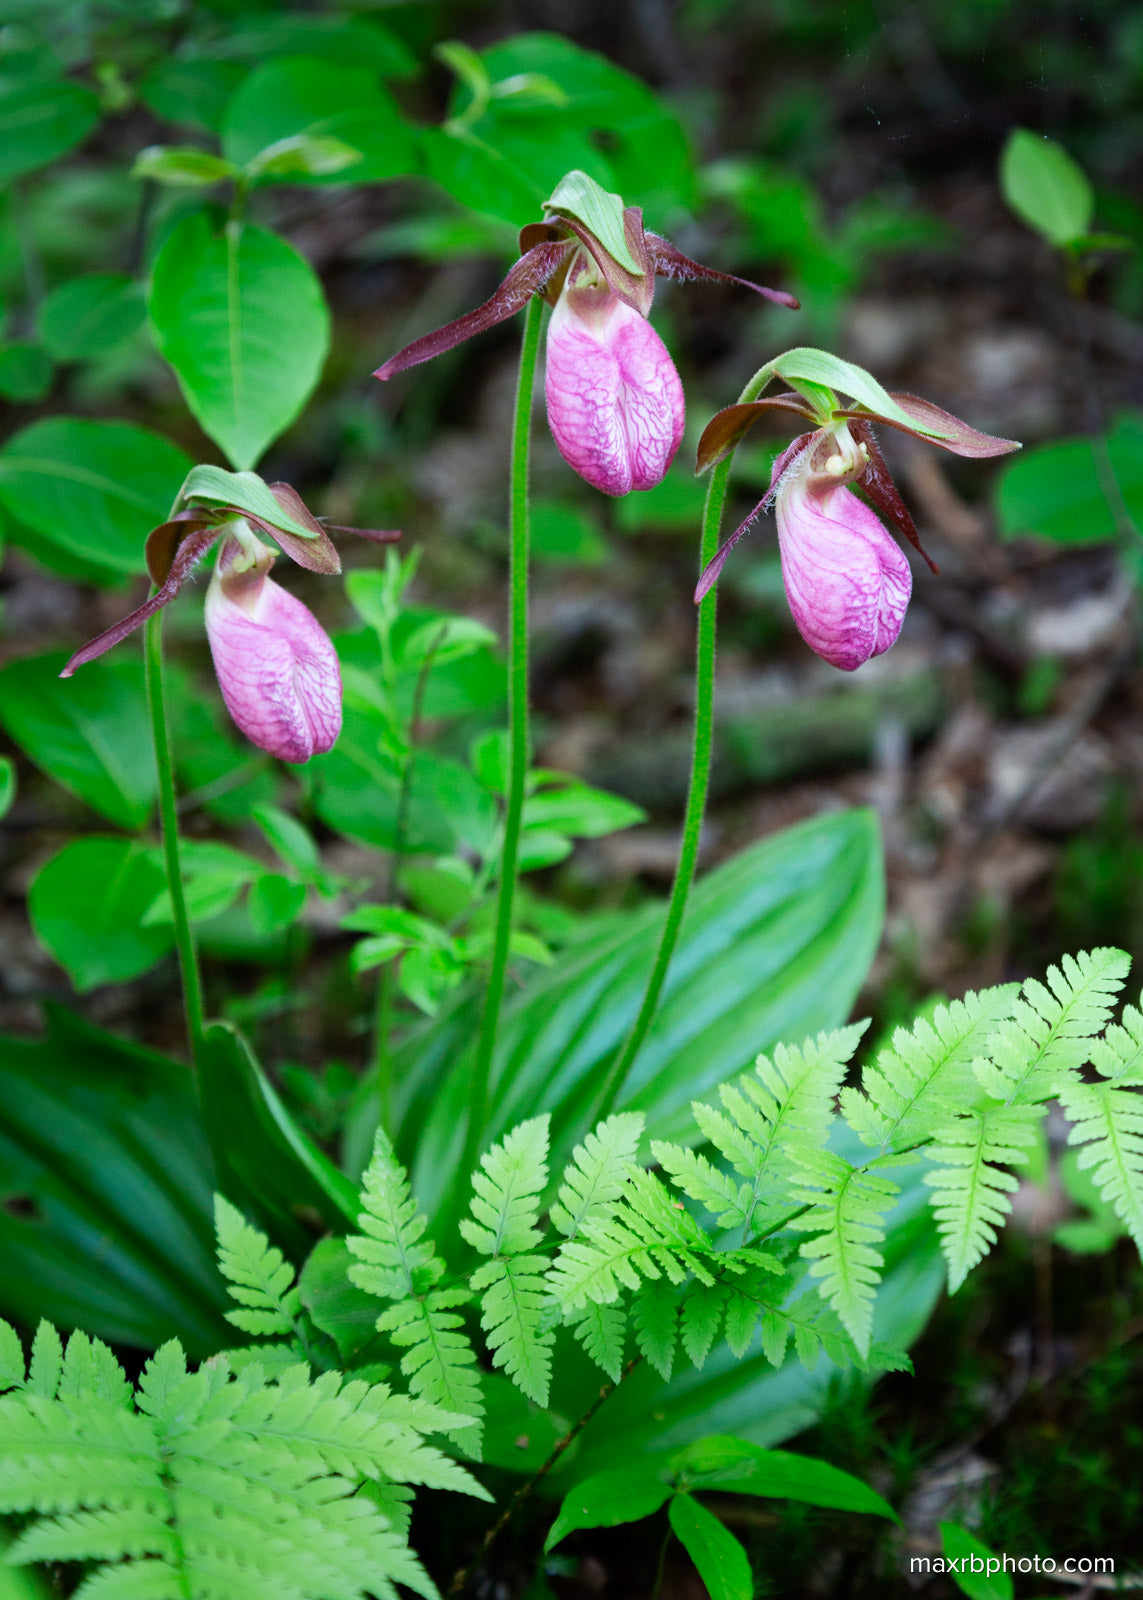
(5, 947, 1143, 1599)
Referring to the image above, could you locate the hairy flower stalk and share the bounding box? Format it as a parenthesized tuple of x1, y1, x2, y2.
(62, 480, 398, 763)
(695, 374, 1022, 669)
(374, 169, 797, 497)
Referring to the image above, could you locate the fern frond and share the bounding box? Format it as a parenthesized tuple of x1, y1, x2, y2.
(1058, 1078, 1143, 1252)
(974, 948, 1129, 1106)
(670, 1025, 866, 1235)
(214, 1197, 301, 1339)
(349, 1133, 482, 1448)
(571, 1301, 627, 1382)
(631, 1278, 678, 1379)
(841, 986, 1019, 1152)
(1091, 991, 1143, 1085)
(461, 1116, 553, 1406)
(788, 1150, 900, 1356)
(0, 1323, 474, 1600)
(924, 1105, 1040, 1290)
(547, 1168, 715, 1311)
(550, 1112, 644, 1238)
(680, 1281, 730, 1368)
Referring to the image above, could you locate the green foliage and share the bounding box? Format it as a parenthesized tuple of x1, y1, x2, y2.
(925, 1105, 1040, 1292)
(0, 1010, 227, 1353)
(995, 410, 1143, 545)
(0, 651, 155, 828)
(214, 1195, 302, 1339)
(1000, 127, 1094, 247)
(461, 1117, 554, 1406)
(348, 1134, 483, 1450)
(940, 1522, 1014, 1600)
(0, 73, 99, 183)
(0, 418, 191, 580)
(0, 1317, 486, 1600)
(30, 837, 172, 990)
(36, 274, 145, 361)
(148, 214, 330, 471)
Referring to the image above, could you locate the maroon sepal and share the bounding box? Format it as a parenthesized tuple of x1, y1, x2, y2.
(247, 483, 341, 575)
(646, 233, 800, 310)
(695, 396, 817, 475)
(849, 420, 939, 575)
(62, 522, 224, 678)
(693, 431, 816, 603)
(145, 508, 217, 586)
(374, 239, 575, 381)
(518, 222, 577, 304)
(694, 499, 767, 603)
(836, 393, 1021, 458)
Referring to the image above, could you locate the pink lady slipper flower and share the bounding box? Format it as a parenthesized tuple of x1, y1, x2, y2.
(374, 169, 797, 497)
(62, 479, 399, 763)
(694, 364, 1021, 670)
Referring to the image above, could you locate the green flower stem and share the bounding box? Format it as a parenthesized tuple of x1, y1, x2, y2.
(464, 293, 544, 1166)
(144, 609, 205, 1071)
(594, 369, 772, 1121)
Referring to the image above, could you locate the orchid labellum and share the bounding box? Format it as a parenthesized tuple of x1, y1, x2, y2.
(374, 170, 797, 497)
(694, 361, 1021, 671)
(62, 476, 399, 763)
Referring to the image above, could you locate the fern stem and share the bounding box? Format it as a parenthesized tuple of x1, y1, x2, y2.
(464, 293, 544, 1166)
(448, 1354, 640, 1595)
(145, 608, 205, 1073)
(594, 366, 772, 1121)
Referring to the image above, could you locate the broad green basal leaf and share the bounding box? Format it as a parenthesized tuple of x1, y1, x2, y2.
(396, 809, 884, 1210)
(995, 410, 1143, 545)
(0, 651, 156, 828)
(0, 417, 192, 576)
(148, 213, 330, 471)
(0, 1007, 228, 1353)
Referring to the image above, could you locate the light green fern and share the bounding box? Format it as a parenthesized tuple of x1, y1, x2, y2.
(974, 948, 1129, 1106)
(924, 1104, 1040, 1290)
(0, 1319, 491, 1600)
(788, 1149, 901, 1356)
(1058, 1078, 1143, 1253)
(460, 1115, 553, 1406)
(214, 1194, 302, 1340)
(841, 986, 1019, 1153)
(654, 1025, 866, 1237)
(348, 1132, 483, 1449)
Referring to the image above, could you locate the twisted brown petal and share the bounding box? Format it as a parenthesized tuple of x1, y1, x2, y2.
(373, 239, 575, 380)
(61, 523, 223, 677)
(645, 233, 800, 310)
(849, 420, 939, 574)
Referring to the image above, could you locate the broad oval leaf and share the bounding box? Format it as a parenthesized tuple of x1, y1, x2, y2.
(29, 837, 173, 991)
(0, 651, 156, 828)
(995, 411, 1143, 545)
(545, 1468, 672, 1550)
(36, 274, 146, 361)
(0, 76, 100, 182)
(0, 417, 192, 576)
(668, 1494, 753, 1600)
(1000, 127, 1093, 248)
(221, 56, 418, 184)
(940, 1523, 1014, 1600)
(0, 1008, 228, 1353)
(148, 213, 330, 471)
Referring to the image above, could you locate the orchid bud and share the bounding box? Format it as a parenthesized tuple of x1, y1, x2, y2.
(774, 446, 911, 672)
(204, 532, 342, 763)
(542, 255, 685, 497)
